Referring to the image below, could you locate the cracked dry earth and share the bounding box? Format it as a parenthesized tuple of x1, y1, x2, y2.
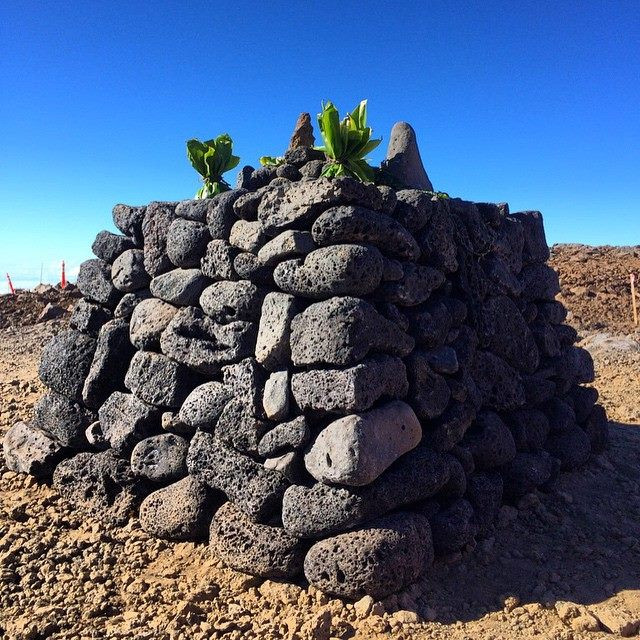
(1, 320, 640, 639)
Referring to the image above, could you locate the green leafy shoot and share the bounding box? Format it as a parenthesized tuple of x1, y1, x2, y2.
(316, 99, 381, 183)
(186, 134, 240, 199)
(423, 190, 450, 200)
(259, 155, 285, 167)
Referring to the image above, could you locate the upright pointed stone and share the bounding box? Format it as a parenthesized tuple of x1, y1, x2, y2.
(288, 113, 315, 149)
(382, 122, 433, 191)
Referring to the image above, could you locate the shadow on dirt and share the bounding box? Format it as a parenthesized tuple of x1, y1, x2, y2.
(410, 421, 640, 623)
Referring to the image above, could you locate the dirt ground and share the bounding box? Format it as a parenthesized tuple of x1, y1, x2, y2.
(1, 245, 639, 640)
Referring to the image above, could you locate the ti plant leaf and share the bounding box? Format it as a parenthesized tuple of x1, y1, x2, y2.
(259, 155, 285, 166)
(186, 133, 240, 199)
(316, 99, 381, 183)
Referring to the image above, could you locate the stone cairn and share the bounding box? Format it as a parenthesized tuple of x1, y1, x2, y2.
(4, 118, 608, 600)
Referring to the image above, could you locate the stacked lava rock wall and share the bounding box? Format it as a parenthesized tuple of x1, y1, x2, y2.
(4, 144, 608, 599)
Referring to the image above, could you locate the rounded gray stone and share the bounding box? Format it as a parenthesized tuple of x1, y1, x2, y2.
(130, 433, 189, 482)
(381, 121, 433, 191)
(178, 381, 232, 429)
(38, 329, 97, 402)
(312, 205, 420, 261)
(273, 244, 384, 299)
(111, 249, 150, 292)
(257, 416, 310, 457)
(70, 299, 113, 337)
(166, 218, 210, 267)
(129, 298, 178, 350)
(77, 259, 122, 308)
(200, 280, 265, 323)
(3, 421, 64, 477)
(304, 400, 422, 486)
(33, 391, 95, 449)
(139, 476, 219, 541)
(210, 502, 306, 579)
(255, 292, 299, 371)
(257, 230, 315, 266)
(92, 230, 136, 263)
(290, 296, 414, 367)
(150, 268, 209, 306)
(304, 512, 433, 600)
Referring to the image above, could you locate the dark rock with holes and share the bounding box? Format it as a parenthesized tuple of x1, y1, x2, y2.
(304, 512, 433, 600)
(112, 204, 146, 245)
(142, 201, 177, 277)
(215, 398, 269, 455)
(379, 263, 445, 306)
(130, 433, 189, 482)
(466, 471, 503, 535)
(291, 355, 407, 414)
(113, 289, 152, 319)
(150, 268, 209, 306)
(39, 329, 96, 402)
(201, 239, 237, 280)
(520, 264, 560, 301)
(187, 431, 289, 522)
(200, 280, 265, 323)
(282, 447, 450, 538)
(160, 307, 257, 376)
(77, 259, 122, 308)
(290, 296, 414, 367)
(3, 422, 65, 477)
(70, 299, 113, 337)
(111, 249, 150, 292)
(504, 408, 550, 451)
(393, 189, 436, 232)
(233, 252, 273, 283)
(476, 296, 539, 373)
(470, 350, 525, 411)
(129, 298, 178, 350)
(461, 411, 517, 470)
(125, 351, 202, 408)
(92, 230, 136, 263)
(405, 351, 451, 420)
(312, 205, 419, 261)
(178, 381, 232, 430)
(511, 211, 550, 264)
(52, 450, 148, 525)
(166, 219, 210, 267)
(140, 476, 220, 540)
(429, 499, 477, 554)
(427, 401, 476, 452)
(500, 451, 559, 499)
(174, 199, 209, 222)
(258, 178, 383, 235)
(258, 416, 310, 457)
(211, 502, 307, 579)
(98, 391, 161, 454)
(33, 392, 95, 448)
(82, 320, 135, 409)
(544, 427, 591, 470)
(207, 190, 246, 237)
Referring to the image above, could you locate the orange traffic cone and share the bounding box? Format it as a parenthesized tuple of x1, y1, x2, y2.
(61, 261, 67, 289)
(6, 273, 15, 295)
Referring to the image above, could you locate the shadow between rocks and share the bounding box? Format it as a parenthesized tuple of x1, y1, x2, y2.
(402, 421, 640, 624)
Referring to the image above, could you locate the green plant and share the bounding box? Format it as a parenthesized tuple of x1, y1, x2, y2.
(259, 155, 285, 167)
(316, 99, 381, 183)
(186, 134, 240, 199)
(424, 190, 450, 200)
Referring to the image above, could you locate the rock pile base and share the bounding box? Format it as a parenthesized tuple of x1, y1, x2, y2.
(3, 129, 608, 599)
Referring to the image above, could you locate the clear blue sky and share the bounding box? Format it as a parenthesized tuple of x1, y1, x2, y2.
(1, 0, 638, 288)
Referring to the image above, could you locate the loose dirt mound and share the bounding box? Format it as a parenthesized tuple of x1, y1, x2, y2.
(550, 244, 640, 334)
(0, 286, 81, 329)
